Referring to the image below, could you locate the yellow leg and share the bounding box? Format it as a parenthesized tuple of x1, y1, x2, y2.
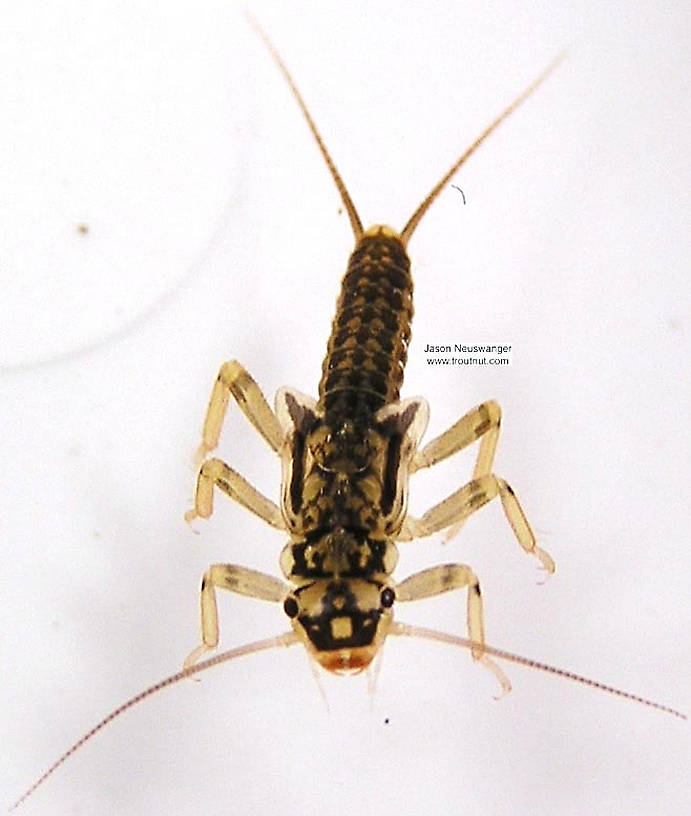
(196, 359, 284, 458)
(184, 564, 287, 668)
(185, 457, 286, 527)
(406, 400, 554, 573)
(396, 563, 510, 693)
(411, 399, 501, 479)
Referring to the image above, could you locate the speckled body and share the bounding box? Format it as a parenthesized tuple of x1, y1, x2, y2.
(231, 29, 557, 675)
(318, 228, 414, 422)
(278, 228, 424, 670)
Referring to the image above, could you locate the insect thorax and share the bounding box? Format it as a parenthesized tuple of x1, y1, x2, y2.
(277, 411, 409, 581)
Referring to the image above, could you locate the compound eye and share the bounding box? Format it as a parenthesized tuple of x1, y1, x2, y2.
(380, 587, 395, 608)
(283, 596, 299, 618)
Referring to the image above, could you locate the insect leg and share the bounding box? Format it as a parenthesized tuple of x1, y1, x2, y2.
(185, 457, 286, 527)
(408, 400, 554, 573)
(184, 564, 287, 668)
(396, 564, 510, 693)
(399, 472, 553, 573)
(196, 359, 284, 458)
(411, 400, 501, 477)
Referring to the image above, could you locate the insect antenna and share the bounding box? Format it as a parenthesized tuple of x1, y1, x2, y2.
(246, 14, 364, 241)
(11, 625, 685, 810)
(400, 53, 565, 246)
(390, 621, 686, 720)
(8, 632, 298, 813)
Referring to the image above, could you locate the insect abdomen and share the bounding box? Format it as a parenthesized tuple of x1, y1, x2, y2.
(318, 226, 413, 420)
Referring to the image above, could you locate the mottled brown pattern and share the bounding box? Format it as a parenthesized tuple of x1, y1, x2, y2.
(318, 231, 413, 420)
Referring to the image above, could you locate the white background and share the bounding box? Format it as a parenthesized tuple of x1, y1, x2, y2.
(1, 1, 688, 814)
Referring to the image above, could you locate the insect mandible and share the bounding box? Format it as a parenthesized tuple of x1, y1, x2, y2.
(10, 17, 685, 815)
